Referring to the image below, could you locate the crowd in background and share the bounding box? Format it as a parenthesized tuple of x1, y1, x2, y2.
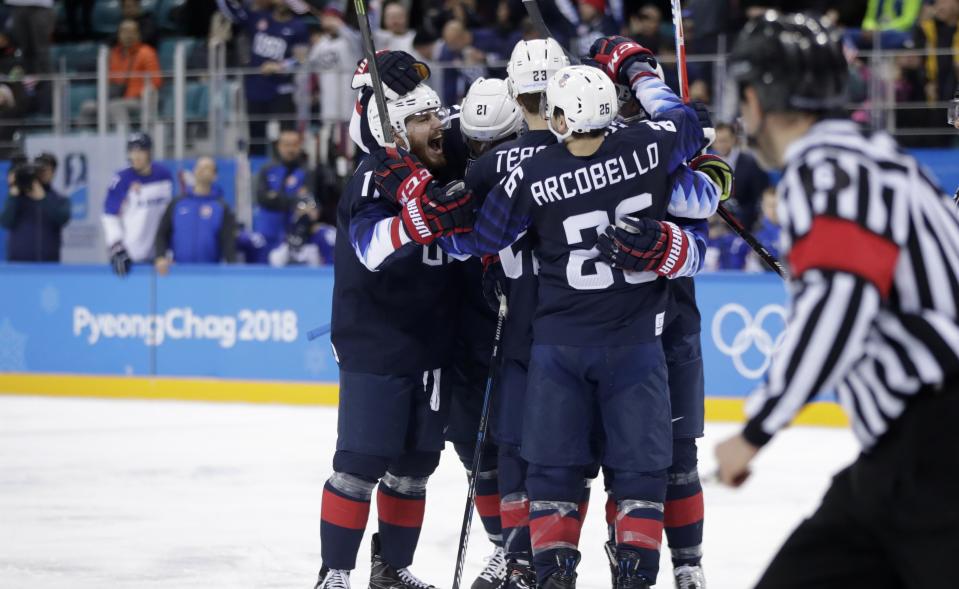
(1, 0, 958, 270)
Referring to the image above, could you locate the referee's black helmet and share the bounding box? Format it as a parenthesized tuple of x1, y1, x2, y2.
(729, 11, 848, 114)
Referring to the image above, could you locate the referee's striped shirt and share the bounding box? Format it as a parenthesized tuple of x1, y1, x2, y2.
(742, 119, 959, 450)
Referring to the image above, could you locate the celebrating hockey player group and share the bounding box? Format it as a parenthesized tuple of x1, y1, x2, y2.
(313, 24, 730, 588)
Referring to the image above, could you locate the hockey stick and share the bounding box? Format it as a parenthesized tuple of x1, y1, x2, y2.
(669, 0, 787, 279)
(520, 0, 580, 64)
(306, 323, 330, 341)
(451, 295, 509, 589)
(354, 0, 395, 146)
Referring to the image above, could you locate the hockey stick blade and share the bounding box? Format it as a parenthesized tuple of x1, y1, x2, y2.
(451, 296, 508, 589)
(306, 323, 331, 341)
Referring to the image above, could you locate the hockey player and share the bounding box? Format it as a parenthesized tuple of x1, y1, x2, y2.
(382, 40, 714, 587)
(313, 55, 476, 589)
(102, 132, 174, 276)
(444, 76, 525, 589)
(714, 12, 959, 587)
(591, 41, 734, 589)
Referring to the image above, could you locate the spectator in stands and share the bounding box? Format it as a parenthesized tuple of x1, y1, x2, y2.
(238, 129, 315, 263)
(436, 19, 486, 106)
(748, 186, 782, 272)
(1, 156, 71, 262)
(915, 0, 959, 104)
(711, 121, 769, 234)
(573, 0, 618, 56)
(629, 3, 668, 53)
(120, 0, 159, 48)
(846, 0, 922, 49)
(217, 0, 310, 156)
(472, 0, 523, 66)
(375, 1, 415, 53)
(5, 0, 54, 74)
(154, 157, 236, 274)
(108, 19, 163, 128)
(64, 0, 94, 41)
(309, 3, 361, 126)
(0, 33, 27, 157)
(705, 216, 750, 271)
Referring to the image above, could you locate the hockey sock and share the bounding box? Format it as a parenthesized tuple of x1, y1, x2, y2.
(376, 472, 429, 569)
(664, 438, 704, 567)
(612, 470, 667, 583)
(321, 472, 376, 570)
(573, 479, 592, 545)
(526, 464, 586, 584)
(498, 444, 531, 559)
(456, 442, 504, 547)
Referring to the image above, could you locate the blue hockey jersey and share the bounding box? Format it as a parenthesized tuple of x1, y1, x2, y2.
(155, 186, 236, 263)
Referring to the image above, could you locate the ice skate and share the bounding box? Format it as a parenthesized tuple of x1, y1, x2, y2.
(539, 549, 579, 589)
(505, 554, 536, 589)
(614, 548, 651, 589)
(673, 564, 705, 589)
(369, 533, 437, 589)
(314, 566, 351, 589)
(472, 546, 508, 589)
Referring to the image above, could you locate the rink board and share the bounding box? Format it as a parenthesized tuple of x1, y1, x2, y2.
(0, 264, 847, 426)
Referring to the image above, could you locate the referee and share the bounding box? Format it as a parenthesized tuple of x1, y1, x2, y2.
(715, 12, 959, 588)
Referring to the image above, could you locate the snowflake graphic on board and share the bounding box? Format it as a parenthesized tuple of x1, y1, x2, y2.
(40, 285, 60, 314)
(304, 346, 327, 377)
(0, 319, 28, 371)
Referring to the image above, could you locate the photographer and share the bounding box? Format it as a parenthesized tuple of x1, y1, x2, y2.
(0, 156, 71, 262)
(266, 195, 335, 266)
(153, 157, 237, 275)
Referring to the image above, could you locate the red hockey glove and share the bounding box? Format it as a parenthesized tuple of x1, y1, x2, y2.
(597, 216, 690, 278)
(588, 36, 658, 86)
(400, 181, 476, 245)
(370, 146, 435, 205)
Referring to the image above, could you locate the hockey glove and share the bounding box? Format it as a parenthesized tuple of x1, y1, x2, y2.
(370, 146, 435, 205)
(401, 181, 475, 245)
(588, 36, 658, 86)
(109, 242, 132, 277)
(597, 216, 690, 278)
(691, 99, 716, 150)
(352, 51, 431, 100)
(690, 154, 734, 202)
(481, 254, 507, 313)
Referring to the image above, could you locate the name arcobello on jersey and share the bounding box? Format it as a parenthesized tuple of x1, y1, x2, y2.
(529, 144, 660, 206)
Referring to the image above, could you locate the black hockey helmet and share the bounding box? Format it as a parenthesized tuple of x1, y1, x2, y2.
(126, 131, 153, 152)
(729, 11, 848, 114)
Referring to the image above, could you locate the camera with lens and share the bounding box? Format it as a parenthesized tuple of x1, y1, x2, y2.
(11, 161, 39, 196)
(288, 195, 319, 250)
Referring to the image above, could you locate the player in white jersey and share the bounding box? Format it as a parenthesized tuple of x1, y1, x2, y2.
(101, 132, 174, 276)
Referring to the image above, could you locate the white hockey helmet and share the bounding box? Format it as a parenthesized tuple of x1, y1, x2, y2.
(460, 78, 524, 143)
(545, 65, 619, 141)
(506, 38, 570, 98)
(367, 83, 450, 149)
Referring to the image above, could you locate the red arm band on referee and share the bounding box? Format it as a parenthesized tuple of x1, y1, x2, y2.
(788, 216, 899, 298)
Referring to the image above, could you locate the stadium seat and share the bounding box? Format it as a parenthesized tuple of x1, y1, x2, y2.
(159, 81, 209, 120)
(92, 0, 123, 38)
(155, 0, 188, 33)
(50, 42, 102, 73)
(68, 83, 98, 118)
(158, 37, 196, 72)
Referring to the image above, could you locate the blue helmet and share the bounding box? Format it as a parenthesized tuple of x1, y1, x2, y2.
(126, 131, 153, 152)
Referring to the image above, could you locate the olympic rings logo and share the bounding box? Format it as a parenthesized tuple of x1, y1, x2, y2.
(711, 303, 787, 380)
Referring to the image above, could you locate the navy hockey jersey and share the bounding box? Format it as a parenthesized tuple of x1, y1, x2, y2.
(445, 100, 704, 345)
(330, 156, 460, 375)
(465, 129, 556, 361)
(216, 0, 309, 102)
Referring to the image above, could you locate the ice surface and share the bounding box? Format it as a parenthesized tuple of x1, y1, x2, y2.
(0, 396, 859, 589)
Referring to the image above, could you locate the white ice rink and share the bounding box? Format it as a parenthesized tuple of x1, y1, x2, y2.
(0, 395, 860, 589)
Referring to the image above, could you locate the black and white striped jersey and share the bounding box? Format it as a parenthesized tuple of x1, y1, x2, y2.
(742, 119, 959, 450)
